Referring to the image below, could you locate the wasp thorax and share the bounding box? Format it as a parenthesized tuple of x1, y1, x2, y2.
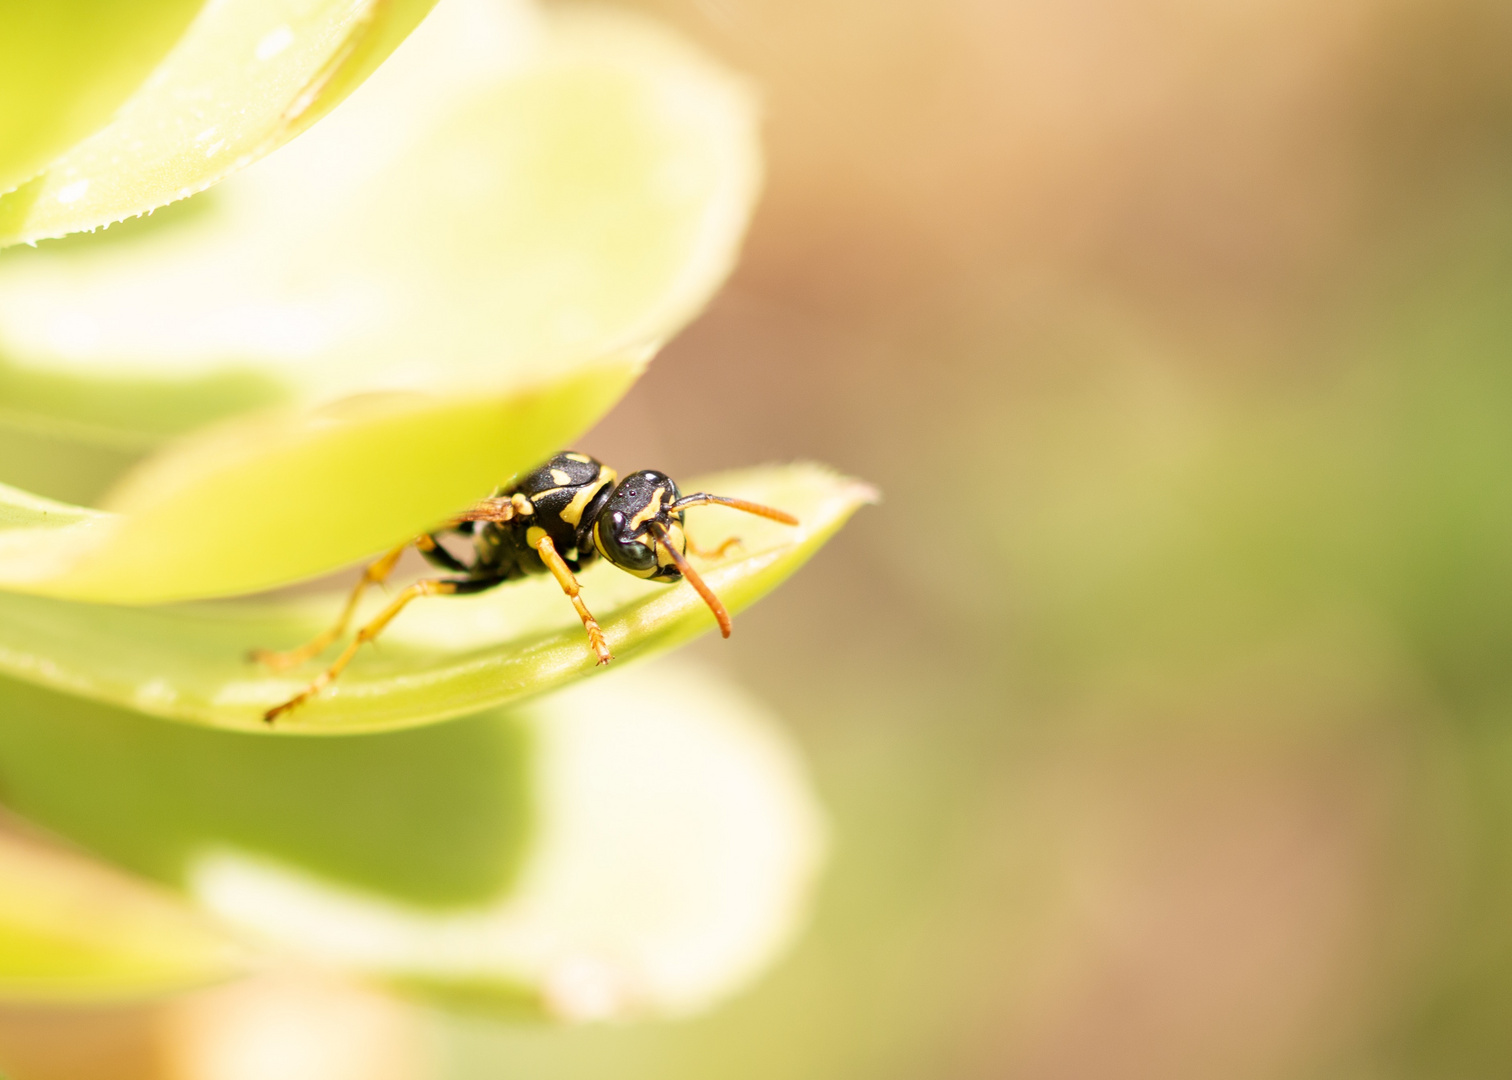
(492, 451, 616, 566)
(592, 470, 686, 580)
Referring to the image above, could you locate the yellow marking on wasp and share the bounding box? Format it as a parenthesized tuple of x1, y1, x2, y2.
(551, 468, 572, 486)
(511, 493, 534, 516)
(628, 487, 668, 531)
(565, 453, 593, 463)
(560, 472, 614, 527)
(527, 526, 548, 548)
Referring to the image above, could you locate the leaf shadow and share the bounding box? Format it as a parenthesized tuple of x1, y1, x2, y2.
(0, 677, 534, 909)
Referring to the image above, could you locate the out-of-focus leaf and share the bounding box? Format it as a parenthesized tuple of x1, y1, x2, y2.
(0, 0, 762, 599)
(0, 0, 439, 244)
(0, 0, 205, 196)
(0, 829, 245, 1002)
(0, 466, 873, 731)
(0, 0, 761, 433)
(0, 661, 826, 1019)
(0, 193, 286, 462)
(0, 359, 641, 602)
(0, 423, 142, 510)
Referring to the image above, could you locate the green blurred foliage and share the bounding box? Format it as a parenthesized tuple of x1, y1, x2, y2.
(0, 829, 242, 1004)
(0, 0, 440, 243)
(0, 677, 533, 907)
(0, 0, 203, 194)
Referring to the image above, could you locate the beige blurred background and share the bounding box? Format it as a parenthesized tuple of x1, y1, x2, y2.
(9, 0, 1512, 1076)
(570, 0, 1512, 1077)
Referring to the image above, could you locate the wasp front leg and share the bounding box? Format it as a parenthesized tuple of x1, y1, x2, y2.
(685, 534, 743, 560)
(533, 533, 612, 665)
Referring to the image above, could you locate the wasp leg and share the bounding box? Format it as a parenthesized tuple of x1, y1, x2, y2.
(685, 535, 743, 560)
(263, 575, 502, 724)
(249, 542, 410, 673)
(415, 532, 469, 574)
(533, 534, 612, 665)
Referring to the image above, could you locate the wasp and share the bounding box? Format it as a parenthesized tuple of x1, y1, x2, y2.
(252, 451, 798, 723)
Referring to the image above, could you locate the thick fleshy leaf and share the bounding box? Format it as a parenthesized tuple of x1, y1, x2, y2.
(0, 0, 204, 196)
(0, 359, 641, 601)
(0, 829, 245, 1002)
(0, 0, 761, 437)
(0, 337, 288, 449)
(0, 661, 826, 1019)
(0, 0, 438, 243)
(0, 466, 873, 732)
(0, 0, 761, 600)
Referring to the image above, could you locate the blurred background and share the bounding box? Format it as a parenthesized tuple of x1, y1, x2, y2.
(8, 0, 1512, 1076)
(579, 0, 1512, 1076)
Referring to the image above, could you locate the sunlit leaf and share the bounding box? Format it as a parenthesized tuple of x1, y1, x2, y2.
(0, 331, 287, 449)
(0, 0, 761, 437)
(0, 0, 204, 196)
(0, 0, 761, 599)
(0, 0, 439, 244)
(0, 359, 642, 602)
(0, 466, 873, 731)
(0, 661, 826, 1019)
(0, 829, 245, 1002)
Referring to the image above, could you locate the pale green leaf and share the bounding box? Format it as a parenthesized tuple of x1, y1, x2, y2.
(0, 0, 761, 431)
(0, 333, 287, 449)
(0, 0, 439, 244)
(0, 466, 874, 731)
(0, 0, 204, 195)
(0, 661, 825, 1019)
(0, 829, 245, 1002)
(0, 358, 641, 601)
(0, 0, 763, 600)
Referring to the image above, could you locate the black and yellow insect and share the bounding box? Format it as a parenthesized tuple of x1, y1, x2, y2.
(252, 451, 798, 723)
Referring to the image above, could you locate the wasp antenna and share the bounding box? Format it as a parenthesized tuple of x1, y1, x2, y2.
(647, 521, 733, 637)
(668, 493, 798, 526)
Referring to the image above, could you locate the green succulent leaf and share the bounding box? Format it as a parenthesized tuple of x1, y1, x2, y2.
(0, 0, 761, 448)
(0, 0, 204, 196)
(0, 466, 873, 732)
(0, 829, 245, 1002)
(0, 661, 826, 1018)
(0, 0, 439, 244)
(0, 359, 642, 602)
(0, 0, 763, 601)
